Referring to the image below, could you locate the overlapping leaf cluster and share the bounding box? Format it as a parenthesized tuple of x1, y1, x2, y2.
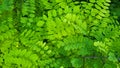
(0, 0, 120, 68)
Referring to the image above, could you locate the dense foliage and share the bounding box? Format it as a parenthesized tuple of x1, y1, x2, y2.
(0, 0, 120, 68)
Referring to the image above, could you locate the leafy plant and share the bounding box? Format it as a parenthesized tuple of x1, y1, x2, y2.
(0, 0, 120, 68)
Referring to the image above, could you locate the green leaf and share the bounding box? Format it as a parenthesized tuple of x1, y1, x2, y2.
(44, 46, 49, 50)
(24, 29, 32, 37)
(108, 52, 118, 62)
(91, 9, 99, 16)
(58, 8, 63, 15)
(21, 17, 28, 23)
(79, 47, 89, 56)
(37, 20, 45, 27)
(30, 54, 38, 62)
(0, 57, 3, 63)
(71, 58, 82, 67)
(105, 0, 111, 2)
(47, 50, 52, 54)
(66, 0, 72, 2)
(55, 0, 63, 3)
(20, 29, 27, 36)
(19, 49, 27, 56)
(99, 12, 105, 17)
(95, 4, 101, 10)
(103, 2, 110, 6)
(44, 2, 52, 9)
(29, 14, 35, 18)
(96, 15, 102, 19)
(64, 6, 70, 13)
(61, 30, 67, 36)
(104, 62, 117, 68)
(73, 6, 80, 13)
(81, 21, 87, 31)
(71, 14, 76, 22)
(40, 51, 44, 55)
(43, 15, 48, 20)
(52, 10, 57, 17)
(0, 35, 4, 41)
(101, 9, 108, 13)
(59, 2, 67, 9)
(90, 0, 96, 3)
(48, 10, 52, 17)
(97, 1, 104, 7)
(25, 51, 32, 58)
(65, 13, 72, 20)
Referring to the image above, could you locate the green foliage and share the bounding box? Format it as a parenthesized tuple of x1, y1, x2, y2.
(0, 0, 120, 68)
(71, 58, 83, 67)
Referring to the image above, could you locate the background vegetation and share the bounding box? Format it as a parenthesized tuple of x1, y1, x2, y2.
(0, 0, 120, 68)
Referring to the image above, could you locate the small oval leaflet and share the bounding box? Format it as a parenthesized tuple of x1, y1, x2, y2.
(37, 20, 45, 27)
